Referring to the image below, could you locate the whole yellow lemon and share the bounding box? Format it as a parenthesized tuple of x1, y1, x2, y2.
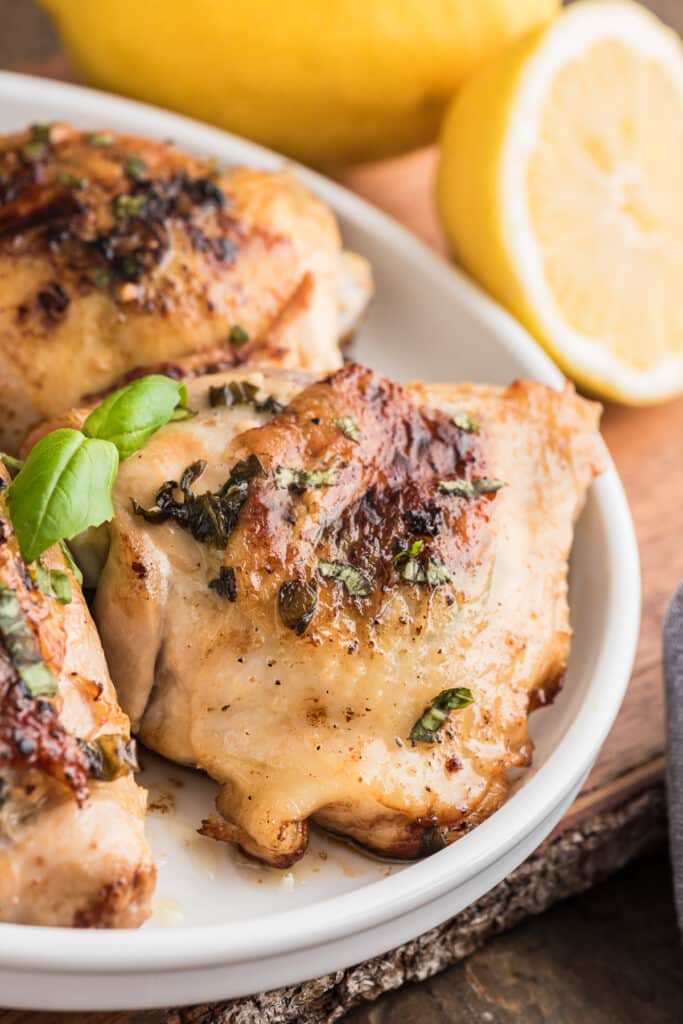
(40, 0, 559, 167)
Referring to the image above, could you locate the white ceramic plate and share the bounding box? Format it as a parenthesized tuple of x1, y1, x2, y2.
(0, 72, 640, 1012)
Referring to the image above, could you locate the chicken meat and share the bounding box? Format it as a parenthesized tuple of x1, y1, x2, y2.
(0, 122, 371, 452)
(0, 464, 154, 926)
(48, 364, 603, 867)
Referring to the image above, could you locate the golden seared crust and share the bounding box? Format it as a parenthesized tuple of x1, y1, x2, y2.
(0, 123, 370, 451)
(0, 465, 155, 927)
(79, 363, 603, 867)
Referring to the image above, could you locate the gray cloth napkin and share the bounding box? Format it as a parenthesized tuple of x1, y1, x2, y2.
(664, 583, 683, 927)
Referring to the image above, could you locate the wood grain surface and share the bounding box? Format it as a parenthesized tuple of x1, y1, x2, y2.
(1, 0, 682, 1020)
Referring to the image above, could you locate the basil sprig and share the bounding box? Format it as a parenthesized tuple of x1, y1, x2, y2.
(7, 376, 191, 564)
(83, 375, 193, 459)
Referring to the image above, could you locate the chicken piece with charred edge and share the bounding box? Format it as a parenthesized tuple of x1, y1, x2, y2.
(0, 463, 154, 926)
(32, 363, 604, 868)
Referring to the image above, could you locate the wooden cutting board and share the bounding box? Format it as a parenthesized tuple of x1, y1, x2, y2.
(0, 45, 677, 1024)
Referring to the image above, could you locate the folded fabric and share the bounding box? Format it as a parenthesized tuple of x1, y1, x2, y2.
(664, 583, 683, 930)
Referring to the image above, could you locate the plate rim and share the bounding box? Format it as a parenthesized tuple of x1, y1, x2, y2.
(0, 70, 641, 974)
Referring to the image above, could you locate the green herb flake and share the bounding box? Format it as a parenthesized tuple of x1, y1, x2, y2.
(59, 540, 83, 586)
(90, 267, 112, 289)
(209, 565, 237, 601)
(278, 578, 318, 635)
(20, 140, 47, 162)
(409, 687, 474, 744)
(88, 132, 114, 147)
(133, 454, 262, 549)
(0, 583, 57, 698)
(125, 154, 147, 182)
(19, 123, 52, 162)
(475, 478, 506, 494)
(334, 416, 362, 443)
(393, 539, 452, 587)
(79, 734, 138, 781)
(438, 477, 506, 498)
(208, 380, 284, 415)
(452, 412, 479, 433)
(114, 193, 146, 219)
(275, 466, 341, 491)
(318, 559, 372, 598)
(229, 324, 250, 346)
(30, 122, 52, 144)
(392, 538, 424, 569)
(34, 564, 72, 604)
(57, 171, 86, 190)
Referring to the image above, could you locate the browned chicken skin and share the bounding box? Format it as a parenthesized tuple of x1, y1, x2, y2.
(48, 364, 604, 867)
(0, 122, 371, 452)
(0, 466, 154, 926)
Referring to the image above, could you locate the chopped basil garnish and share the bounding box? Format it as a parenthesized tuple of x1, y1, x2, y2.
(34, 564, 72, 604)
(59, 541, 83, 586)
(229, 324, 250, 346)
(90, 266, 112, 289)
(393, 539, 453, 586)
(0, 583, 57, 698)
(57, 170, 86, 190)
(393, 538, 424, 568)
(438, 477, 506, 498)
(133, 455, 261, 548)
(125, 154, 147, 182)
(319, 559, 372, 597)
(452, 412, 479, 432)
(20, 123, 51, 162)
(209, 565, 237, 601)
(334, 416, 362, 443)
(275, 466, 341, 491)
(114, 193, 146, 219)
(208, 380, 284, 415)
(279, 579, 318, 635)
(87, 132, 114, 147)
(410, 687, 473, 744)
(78, 734, 138, 781)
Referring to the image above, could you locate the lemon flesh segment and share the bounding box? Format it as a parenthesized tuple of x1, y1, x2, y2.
(439, 1, 683, 404)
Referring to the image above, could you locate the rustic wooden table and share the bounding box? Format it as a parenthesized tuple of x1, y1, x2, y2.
(1, 1, 683, 1022)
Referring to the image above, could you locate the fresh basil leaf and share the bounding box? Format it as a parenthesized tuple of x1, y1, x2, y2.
(34, 564, 72, 604)
(83, 375, 191, 459)
(7, 429, 119, 564)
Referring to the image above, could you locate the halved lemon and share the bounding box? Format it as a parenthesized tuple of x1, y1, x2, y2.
(437, 0, 683, 403)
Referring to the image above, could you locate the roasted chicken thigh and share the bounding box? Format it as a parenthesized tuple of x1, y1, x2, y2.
(0, 465, 154, 926)
(0, 123, 371, 452)
(51, 363, 604, 868)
